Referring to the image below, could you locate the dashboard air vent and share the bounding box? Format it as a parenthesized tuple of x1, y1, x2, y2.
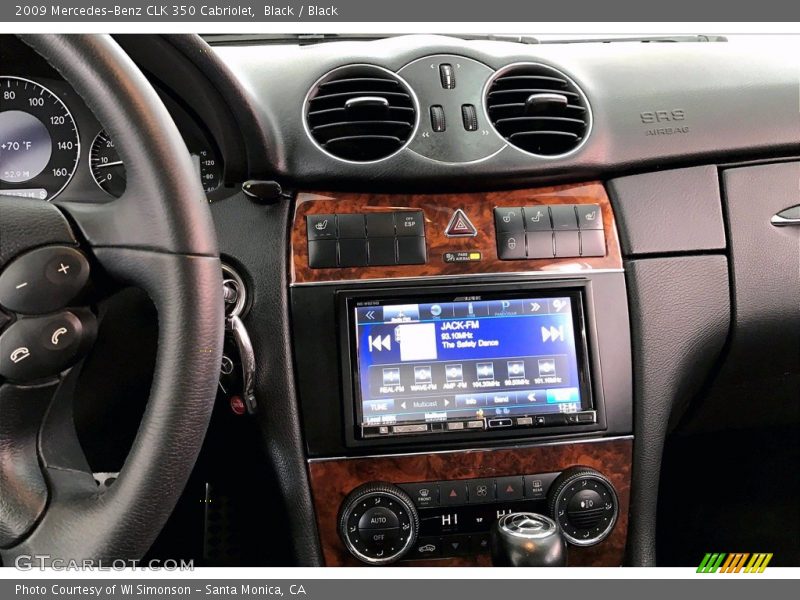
(305, 65, 417, 162)
(486, 64, 590, 157)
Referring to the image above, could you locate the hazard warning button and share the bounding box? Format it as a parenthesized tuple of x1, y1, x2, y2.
(445, 209, 478, 238)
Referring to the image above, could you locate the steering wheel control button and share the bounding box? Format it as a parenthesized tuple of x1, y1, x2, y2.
(0, 310, 95, 382)
(40, 314, 79, 352)
(0, 246, 90, 315)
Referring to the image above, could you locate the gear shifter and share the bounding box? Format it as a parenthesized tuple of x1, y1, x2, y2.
(490, 512, 567, 567)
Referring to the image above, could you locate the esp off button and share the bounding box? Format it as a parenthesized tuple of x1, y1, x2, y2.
(0, 246, 90, 315)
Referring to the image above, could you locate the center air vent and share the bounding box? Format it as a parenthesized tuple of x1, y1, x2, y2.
(305, 65, 417, 162)
(485, 63, 590, 157)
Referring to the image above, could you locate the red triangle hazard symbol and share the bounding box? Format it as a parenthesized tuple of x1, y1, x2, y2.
(445, 209, 478, 237)
(506, 485, 515, 493)
(449, 489, 458, 497)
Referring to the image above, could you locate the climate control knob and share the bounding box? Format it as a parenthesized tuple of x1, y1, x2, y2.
(338, 482, 419, 565)
(547, 466, 619, 546)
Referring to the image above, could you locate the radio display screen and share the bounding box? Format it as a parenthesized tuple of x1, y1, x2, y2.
(350, 291, 592, 432)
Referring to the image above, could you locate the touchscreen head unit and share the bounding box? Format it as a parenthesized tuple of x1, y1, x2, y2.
(347, 289, 597, 440)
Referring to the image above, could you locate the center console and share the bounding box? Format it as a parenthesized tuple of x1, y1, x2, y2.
(290, 182, 632, 566)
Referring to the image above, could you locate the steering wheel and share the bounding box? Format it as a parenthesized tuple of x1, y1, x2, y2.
(0, 35, 224, 562)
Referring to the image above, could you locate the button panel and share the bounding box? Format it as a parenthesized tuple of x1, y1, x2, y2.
(398, 470, 562, 561)
(307, 212, 426, 268)
(494, 205, 606, 260)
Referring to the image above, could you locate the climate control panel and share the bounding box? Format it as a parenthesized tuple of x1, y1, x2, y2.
(337, 467, 618, 565)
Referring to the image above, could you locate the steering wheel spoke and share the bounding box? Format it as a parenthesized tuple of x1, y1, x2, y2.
(0, 34, 224, 563)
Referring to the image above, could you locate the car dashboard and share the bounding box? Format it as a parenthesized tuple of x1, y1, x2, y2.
(1, 33, 798, 568)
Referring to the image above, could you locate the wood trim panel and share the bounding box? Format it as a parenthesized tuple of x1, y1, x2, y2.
(308, 438, 632, 567)
(291, 182, 621, 284)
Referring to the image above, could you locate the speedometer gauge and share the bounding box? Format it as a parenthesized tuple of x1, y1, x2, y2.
(0, 76, 79, 201)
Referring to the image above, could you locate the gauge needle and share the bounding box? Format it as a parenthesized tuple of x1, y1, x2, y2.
(94, 160, 124, 169)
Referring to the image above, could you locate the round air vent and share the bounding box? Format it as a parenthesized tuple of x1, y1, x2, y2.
(305, 65, 417, 162)
(485, 63, 591, 157)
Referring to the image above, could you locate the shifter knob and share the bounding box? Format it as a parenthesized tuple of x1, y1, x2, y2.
(491, 512, 567, 567)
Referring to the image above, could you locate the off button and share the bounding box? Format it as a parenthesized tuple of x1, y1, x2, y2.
(358, 506, 400, 530)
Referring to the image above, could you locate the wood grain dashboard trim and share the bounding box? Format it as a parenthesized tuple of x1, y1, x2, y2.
(291, 182, 622, 284)
(308, 438, 632, 567)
